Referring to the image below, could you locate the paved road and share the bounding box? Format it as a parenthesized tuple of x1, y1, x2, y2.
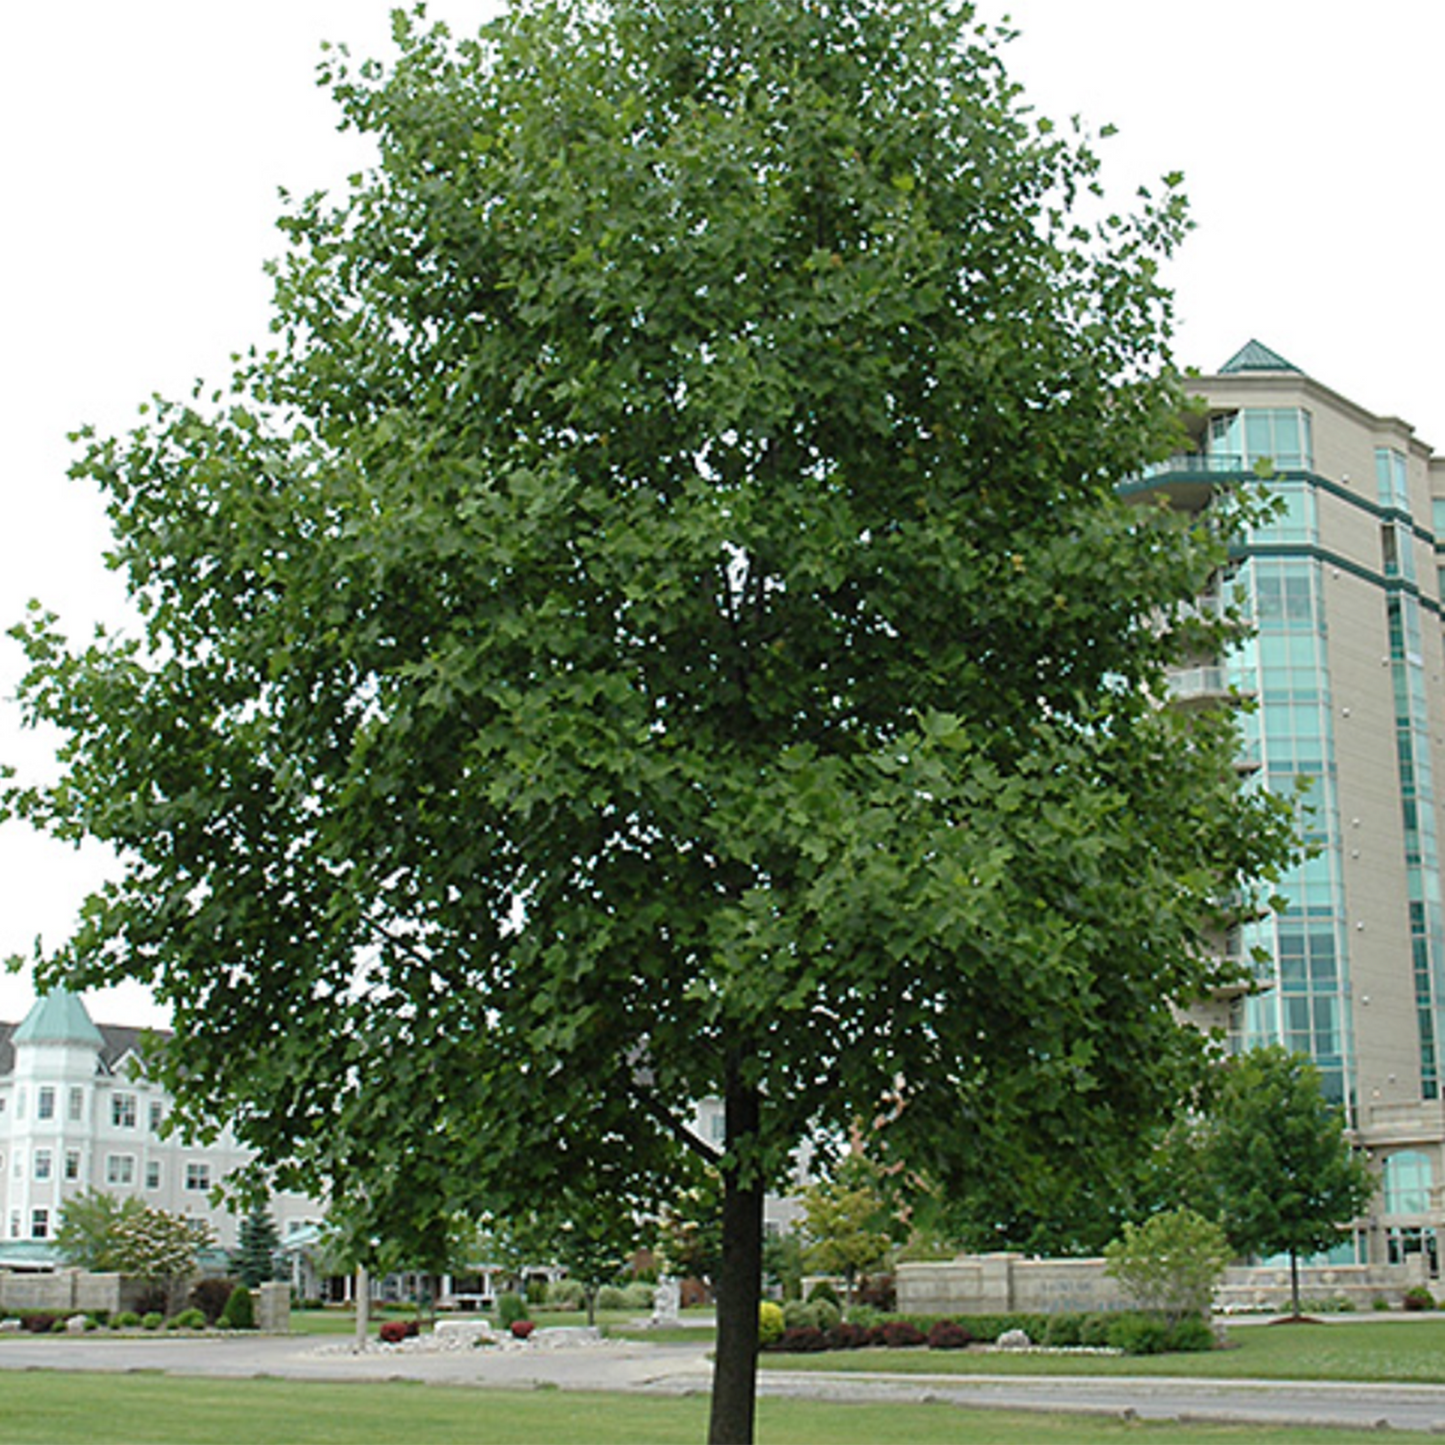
(6, 1332, 1445, 1433)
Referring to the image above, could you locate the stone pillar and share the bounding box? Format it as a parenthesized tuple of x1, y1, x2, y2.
(256, 1282, 291, 1333)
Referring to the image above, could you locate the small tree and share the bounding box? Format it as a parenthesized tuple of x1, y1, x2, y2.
(1201, 1048, 1374, 1317)
(56, 1188, 145, 1272)
(233, 1206, 283, 1288)
(1104, 1207, 1232, 1326)
(798, 1157, 895, 1302)
(109, 1207, 215, 1314)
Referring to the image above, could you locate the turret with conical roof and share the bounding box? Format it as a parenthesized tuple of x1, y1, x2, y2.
(13, 991, 104, 1049)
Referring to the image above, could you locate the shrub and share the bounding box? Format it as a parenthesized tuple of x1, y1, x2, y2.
(845, 1303, 883, 1330)
(806, 1281, 842, 1308)
(496, 1291, 529, 1329)
(758, 1301, 785, 1348)
(1104, 1209, 1231, 1327)
(379, 1319, 418, 1343)
(595, 1285, 629, 1311)
(511, 1319, 536, 1339)
(1404, 1286, 1436, 1312)
(855, 1274, 896, 1312)
(927, 1319, 973, 1350)
(87, 1310, 110, 1329)
(1165, 1315, 1216, 1353)
(1106, 1313, 1170, 1356)
(1373, 1296, 1392, 1311)
(1042, 1313, 1083, 1348)
(825, 1320, 872, 1351)
(51, 1317, 69, 1333)
(141, 1312, 163, 1331)
(134, 1286, 169, 1318)
(879, 1319, 926, 1348)
(219, 1285, 255, 1330)
(20, 1312, 65, 1335)
(113, 1311, 141, 1329)
(545, 1279, 585, 1310)
(620, 1282, 655, 1309)
(167, 1308, 206, 1330)
(189, 1278, 240, 1326)
(775, 1325, 828, 1352)
(1079, 1313, 1115, 1348)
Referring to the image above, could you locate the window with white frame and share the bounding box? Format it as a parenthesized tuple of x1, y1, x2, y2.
(185, 1162, 210, 1192)
(111, 1093, 137, 1129)
(149, 1101, 163, 1133)
(65, 1150, 80, 1181)
(145, 1161, 161, 1190)
(68, 1087, 83, 1122)
(106, 1154, 136, 1187)
(37, 1086, 55, 1120)
(31, 1209, 49, 1239)
(33, 1150, 52, 1181)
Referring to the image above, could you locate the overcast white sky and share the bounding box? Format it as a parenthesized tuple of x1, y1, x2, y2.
(2, 1, 1442, 1026)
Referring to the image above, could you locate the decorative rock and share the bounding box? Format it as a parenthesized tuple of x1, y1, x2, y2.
(66, 1314, 89, 1335)
(0, 1319, 22, 1333)
(996, 1328, 1032, 1350)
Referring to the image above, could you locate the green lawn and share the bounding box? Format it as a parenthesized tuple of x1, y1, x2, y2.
(761, 1318, 1445, 1384)
(0, 1374, 1415, 1445)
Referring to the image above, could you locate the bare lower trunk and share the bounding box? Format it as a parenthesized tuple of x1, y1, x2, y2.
(707, 1071, 764, 1445)
(1289, 1250, 1301, 1317)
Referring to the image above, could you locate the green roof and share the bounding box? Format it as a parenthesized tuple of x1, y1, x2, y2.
(13, 991, 104, 1047)
(1219, 339, 1301, 375)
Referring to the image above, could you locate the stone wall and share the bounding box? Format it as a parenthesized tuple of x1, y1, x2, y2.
(0, 1270, 149, 1315)
(898, 1251, 1433, 1317)
(256, 1281, 291, 1332)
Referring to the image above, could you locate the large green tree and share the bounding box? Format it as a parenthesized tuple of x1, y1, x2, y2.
(4, 3, 1295, 1439)
(56, 1188, 145, 1272)
(1201, 1047, 1374, 1317)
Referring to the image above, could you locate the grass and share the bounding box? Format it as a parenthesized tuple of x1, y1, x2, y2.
(289, 1306, 715, 1344)
(761, 1317, 1445, 1384)
(0, 1374, 1417, 1445)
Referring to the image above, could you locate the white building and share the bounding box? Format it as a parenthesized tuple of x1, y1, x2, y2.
(0, 992, 317, 1265)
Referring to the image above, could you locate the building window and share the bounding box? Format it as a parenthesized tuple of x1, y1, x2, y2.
(37, 1087, 55, 1121)
(185, 1163, 210, 1193)
(17, 1087, 26, 1120)
(145, 1161, 161, 1191)
(106, 1155, 136, 1187)
(34, 1150, 52, 1182)
(68, 1088, 84, 1122)
(31, 1209, 49, 1240)
(112, 1094, 137, 1129)
(1385, 1151, 1434, 1216)
(8, 1212, 18, 1239)
(149, 1101, 164, 1133)
(1377, 447, 1410, 511)
(64, 1151, 80, 1182)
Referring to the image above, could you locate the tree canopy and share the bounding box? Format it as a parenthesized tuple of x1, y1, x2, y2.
(4, 2, 1295, 1438)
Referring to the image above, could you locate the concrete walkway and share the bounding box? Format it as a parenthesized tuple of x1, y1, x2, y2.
(6, 1330, 1445, 1433)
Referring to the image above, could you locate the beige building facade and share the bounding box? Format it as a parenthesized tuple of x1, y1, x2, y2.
(1133, 341, 1445, 1273)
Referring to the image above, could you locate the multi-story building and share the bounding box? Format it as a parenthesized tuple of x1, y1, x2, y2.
(1132, 340, 1445, 1274)
(0, 991, 316, 1265)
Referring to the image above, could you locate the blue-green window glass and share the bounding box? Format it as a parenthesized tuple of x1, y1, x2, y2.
(1252, 482, 1316, 545)
(1432, 498, 1445, 537)
(1376, 447, 1410, 511)
(1382, 522, 1417, 583)
(1212, 408, 1312, 469)
(1384, 1152, 1433, 1215)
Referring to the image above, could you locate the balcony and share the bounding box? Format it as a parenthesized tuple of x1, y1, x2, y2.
(1120, 452, 1254, 510)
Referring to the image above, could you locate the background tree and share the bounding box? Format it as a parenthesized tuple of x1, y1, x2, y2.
(798, 1156, 896, 1302)
(232, 1206, 284, 1288)
(3, 2, 1297, 1439)
(56, 1188, 145, 1272)
(1200, 1047, 1373, 1317)
(509, 1191, 642, 1326)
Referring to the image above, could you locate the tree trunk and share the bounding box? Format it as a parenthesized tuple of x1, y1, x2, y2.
(1289, 1250, 1301, 1318)
(707, 1073, 764, 1445)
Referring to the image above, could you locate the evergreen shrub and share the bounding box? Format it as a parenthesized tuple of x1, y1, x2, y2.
(220, 1285, 256, 1330)
(496, 1291, 528, 1328)
(758, 1301, 784, 1348)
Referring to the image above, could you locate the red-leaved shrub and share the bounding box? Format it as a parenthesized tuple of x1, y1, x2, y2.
(378, 1319, 419, 1343)
(927, 1319, 973, 1350)
(511, 1319, 536, 1339)
(880, 1319, 926, 1348)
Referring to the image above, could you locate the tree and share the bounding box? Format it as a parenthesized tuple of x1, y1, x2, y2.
(1104, 1207, 1231, 1326)
(798, 1156, 895, 1302)
(3, 3, 1297, 1440)
(1200, 1048, 1373, 1318)
(108, 1207, 214, 1313)
(233, 1206, 283, 1288)
(56, 1188, 146, 1272)
(509, 1191, 642, 1326)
